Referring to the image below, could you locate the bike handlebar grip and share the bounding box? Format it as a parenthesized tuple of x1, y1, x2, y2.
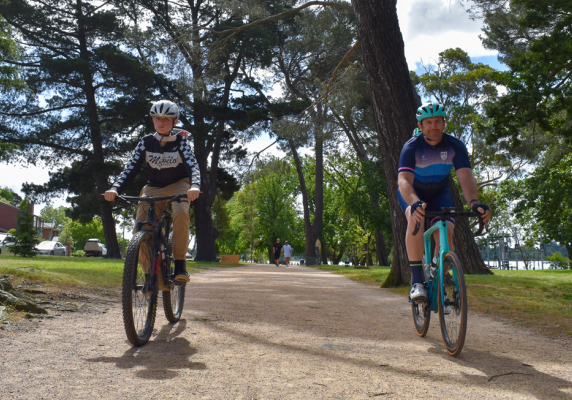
(412, 221, 420, 236)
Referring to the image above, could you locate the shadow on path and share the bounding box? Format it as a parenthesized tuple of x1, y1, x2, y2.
(87, 319, 206, 379)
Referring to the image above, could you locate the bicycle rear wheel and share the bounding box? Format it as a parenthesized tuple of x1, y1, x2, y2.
(438, 252, 467, 356)
(122, 231, 158, 346)
(163, 239, 185, 322)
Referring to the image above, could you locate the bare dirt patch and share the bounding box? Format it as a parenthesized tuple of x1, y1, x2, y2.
(1, 264, 571, 399)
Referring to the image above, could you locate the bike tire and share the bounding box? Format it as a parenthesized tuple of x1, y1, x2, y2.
(438, 252, 467, 357)
(163, 237, 185, 322)
(122, 230, 158, 346)
(412, 298, 431, 337)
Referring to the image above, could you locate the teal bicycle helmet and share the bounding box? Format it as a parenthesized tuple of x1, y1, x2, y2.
(416, 101, 447, 122)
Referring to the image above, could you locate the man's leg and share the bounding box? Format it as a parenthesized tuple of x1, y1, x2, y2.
(285, 256, 290, 266)
(399, 190, 427, 301)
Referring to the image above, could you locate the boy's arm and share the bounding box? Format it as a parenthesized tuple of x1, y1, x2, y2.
(110, 139, 146, 194)
(179, 138, 201, 190)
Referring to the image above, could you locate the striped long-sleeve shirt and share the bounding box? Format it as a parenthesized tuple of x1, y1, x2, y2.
(111, 131, 200, 193)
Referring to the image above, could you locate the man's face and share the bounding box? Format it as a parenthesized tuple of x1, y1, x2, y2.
(153, 116, 177, 135)
(418, 117, 445, 143)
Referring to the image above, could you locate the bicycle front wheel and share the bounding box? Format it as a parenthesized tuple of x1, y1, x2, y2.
(438, 252, 467, 357)
(163, 245, 186, 322)
(122, 231, 158, 346)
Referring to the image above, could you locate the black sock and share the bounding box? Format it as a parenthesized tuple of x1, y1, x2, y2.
(410, 260, 423, 285)
(175, 259, 186, 274)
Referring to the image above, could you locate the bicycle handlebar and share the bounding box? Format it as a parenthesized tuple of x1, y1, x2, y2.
(411, 209, 486, 237)
(101, 193, 191, 207)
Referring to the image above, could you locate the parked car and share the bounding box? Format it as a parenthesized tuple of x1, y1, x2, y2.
(0, 233, 17, 255)
(84, 238, 107, 257)
(36, 241, 67, 256)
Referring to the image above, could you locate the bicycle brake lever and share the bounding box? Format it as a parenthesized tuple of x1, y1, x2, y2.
(412, 221, 420, 236)
(474, 217, 485, 236)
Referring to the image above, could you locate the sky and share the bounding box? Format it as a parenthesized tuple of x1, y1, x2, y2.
(0, 0, 501, 215)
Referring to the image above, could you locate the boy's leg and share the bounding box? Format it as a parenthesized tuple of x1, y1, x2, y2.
(170, 180, 191, 283)
(134, 185, 167, 273)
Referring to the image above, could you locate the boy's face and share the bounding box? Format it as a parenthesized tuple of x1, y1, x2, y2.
(153, 116, 177, 135)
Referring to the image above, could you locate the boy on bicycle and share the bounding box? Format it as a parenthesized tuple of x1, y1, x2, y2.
(397, 101, 490, 302)
(104, 100, 200, 283)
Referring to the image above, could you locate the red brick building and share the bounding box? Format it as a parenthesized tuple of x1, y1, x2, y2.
(0, 200, 43, 234)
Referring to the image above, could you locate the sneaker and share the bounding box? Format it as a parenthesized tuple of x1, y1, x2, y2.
(174, 270, 190, 283)
(410, 283, 427, 302)
(174, 260, 190, 283)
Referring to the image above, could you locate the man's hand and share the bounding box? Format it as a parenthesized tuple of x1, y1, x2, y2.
(471, 202, 491, 225)
(187, 188, 200, 201)
(410, 201, 426, 223)
(104, 190, 117, 202)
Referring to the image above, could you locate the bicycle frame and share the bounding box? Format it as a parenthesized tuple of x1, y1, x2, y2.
(418, 209, 485, 313)
(122, 194, 186, 290)
(422, 220, 451, 313)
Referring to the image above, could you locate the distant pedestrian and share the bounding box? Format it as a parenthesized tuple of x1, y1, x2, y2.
(273, 238, 282, 267)
(315, 238, 321, 258)
(282, 240, 292, 266)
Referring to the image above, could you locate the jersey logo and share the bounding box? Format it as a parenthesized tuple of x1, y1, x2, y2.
(146, 152, 182, 170)
(441, 151, 448, 161)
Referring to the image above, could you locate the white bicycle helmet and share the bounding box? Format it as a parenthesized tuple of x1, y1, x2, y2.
(150, 100, 180, 119)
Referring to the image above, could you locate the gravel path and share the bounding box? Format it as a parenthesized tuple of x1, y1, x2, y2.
(1, 264, 571, 399)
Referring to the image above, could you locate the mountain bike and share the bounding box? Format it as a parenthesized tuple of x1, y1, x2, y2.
(114, 194, 188, 346)
(411, 207, 485, 357)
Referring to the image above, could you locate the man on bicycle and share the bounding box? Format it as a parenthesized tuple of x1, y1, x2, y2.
(398, 101, 490, 302)
(104, 100, 200, 283)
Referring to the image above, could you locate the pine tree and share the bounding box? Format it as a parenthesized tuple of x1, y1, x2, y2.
(11, 198, 41, 257)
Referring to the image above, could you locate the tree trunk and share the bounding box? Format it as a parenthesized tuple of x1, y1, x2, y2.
(374, 229, 389, 265)
(566, 243, 572, 269)
(449, 177, 493, 275)
(289, 139, 324, 259)
(352, 0, 421, 286)
(77, 5, 121, 258)
(194, 194, 219, 261)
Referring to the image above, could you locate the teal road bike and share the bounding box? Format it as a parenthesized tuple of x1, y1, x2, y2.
(411, 207, 485, 357)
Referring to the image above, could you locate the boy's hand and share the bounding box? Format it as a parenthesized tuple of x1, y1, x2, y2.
(104, 190, 117, 202)
(187, 188, 200, 201)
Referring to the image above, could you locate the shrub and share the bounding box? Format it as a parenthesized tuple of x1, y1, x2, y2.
(72, 250, 85, 258)
(546, 252, 571, 270)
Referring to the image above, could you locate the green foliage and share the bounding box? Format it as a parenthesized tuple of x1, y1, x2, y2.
(0, 187, 21, 207)
(11, 198, 41, 257)
(546, 252, 571, 270)
(500, 153, 572, 261)
(0, 16, 26, 91)
(471, 0, 572, 142)
(71, 250, 85, 258)
(323, 149, 391, 265)
(219, 157, 301, 260)
(59, 225, 74, 247)
(40, 206, 71, 229)
(68, 218, 105, 252)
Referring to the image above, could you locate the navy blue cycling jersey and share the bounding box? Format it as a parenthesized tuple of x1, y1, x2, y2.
(398, 132, 471, 196)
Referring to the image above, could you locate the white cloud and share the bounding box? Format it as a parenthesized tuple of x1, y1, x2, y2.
(396, 0, 496, 70)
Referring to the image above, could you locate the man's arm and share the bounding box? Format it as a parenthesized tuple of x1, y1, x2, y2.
(398, 171, 426, 223)
(456, 168, 490, 224)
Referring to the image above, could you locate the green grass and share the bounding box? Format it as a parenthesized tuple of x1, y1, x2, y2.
(0, 255, 229, 289)
(312, 264, 572, 337)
